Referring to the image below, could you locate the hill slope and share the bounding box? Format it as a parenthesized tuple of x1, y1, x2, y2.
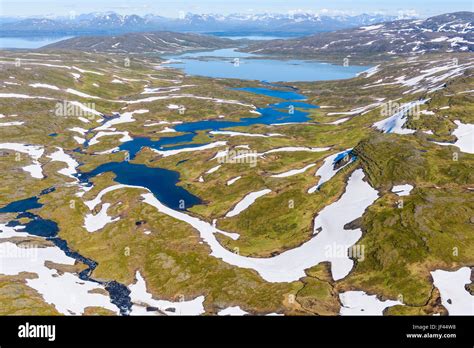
(42, 31, 236, 54)
(243, 12, 474, 61)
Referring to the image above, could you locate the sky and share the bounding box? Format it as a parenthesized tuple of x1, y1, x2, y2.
(1, 0, 472, 18)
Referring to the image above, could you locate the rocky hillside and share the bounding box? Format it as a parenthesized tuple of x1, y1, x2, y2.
(42, 31, 236, 54)
(243, 12, 473, 61)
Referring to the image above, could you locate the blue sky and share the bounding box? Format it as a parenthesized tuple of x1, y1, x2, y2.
(1, 0, 472, 18)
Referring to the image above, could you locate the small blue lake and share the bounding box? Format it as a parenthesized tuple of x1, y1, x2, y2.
(165, 48, 370, 82)
(0, 187, 54, 213)
(80, 162, 201, 210)
(79, 85, 316, 212)
(118, 87, 316, 160)
(0, 196, 42, 213)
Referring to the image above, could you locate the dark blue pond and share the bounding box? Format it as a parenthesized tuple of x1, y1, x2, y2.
(118, 133, 201, 159)
(0, 187, 54, 213)
(14, 212, 59, 237)
(0, 196, 42, 213)
(80, 161, 201, 210)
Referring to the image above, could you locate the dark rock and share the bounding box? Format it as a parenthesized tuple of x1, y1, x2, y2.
(344, 217, 362, 230)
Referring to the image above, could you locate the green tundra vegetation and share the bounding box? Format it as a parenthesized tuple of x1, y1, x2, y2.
(0, 49, 472, 315)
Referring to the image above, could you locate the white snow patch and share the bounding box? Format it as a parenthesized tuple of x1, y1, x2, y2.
(373, 100, 427, 135)
(218, 306, 249, 316)
(359, 24, 384, 31)
(210, 131, 282, 138)
(0, 93, 54, 101)
(0, 143, 44, 179)
(225, 189, 271, 218)
(159, 127, 176, 133)
(141, 168, 378, 282)
(69, 127, 88, 135)
(0, 121, 24, 127)
(73, 136, 86, 145)
(339, 291, 402, 315)
(327, 117, 350, 125)
(88, 131, 132, 146)
(29, 83, 60, 90)
(66, 88, 101, 99)
(205, 165, 221, 175)
(271, 163, 316, 178)
(227, 176, 242, 186)
(434, 121, 474, 154)
(152, 141, 227, 158)
(47, 147, 79, 180)
(69, 101, 103, 117)
(129, 271, 205, 316)
(391, 184, 414, 196)
(0, 240, 119, 315)
(431, 267, 473, 315)
(84, 184, 139, 210)
(84, 203, 119, 233)
(308, 150, 354, 193)
(95, 109, 149, 131)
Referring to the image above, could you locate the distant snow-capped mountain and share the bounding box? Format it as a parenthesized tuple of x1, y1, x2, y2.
(0, 11, 415, 37)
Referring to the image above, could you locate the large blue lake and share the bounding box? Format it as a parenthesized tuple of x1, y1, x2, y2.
(165, 48, 370, 82)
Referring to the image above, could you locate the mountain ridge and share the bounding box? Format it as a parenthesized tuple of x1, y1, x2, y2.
(242, 12, 474, 61)
(0, 11, 416, 37)
(42, 31, 237, 54)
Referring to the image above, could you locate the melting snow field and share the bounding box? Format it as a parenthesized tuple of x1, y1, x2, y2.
(373, 100, 427, 135)
(205, 165, 221, 175)
(29, 83, 60, 90)
(83, 184, 140, 232)
(0, 226, 119, 315)
(227, 176, 242, 186)
(225, 189, 271, 218)
(218, 306, 249, 316)
(141, 168, 378, 282)
(210, 130, 282, 138)
(435, 120, 474, 154)
(89, 131, 132, 146)
(339, 291, 402, 315)
(0, 121, 24, 127)
(0, 143, 44, 179)
(47, 147, 79, 181)
(95, 109, 149, 131)
(271, 163, 316, 178)
(431, 267, 473, 315)
(152, 141, 227, 157)
(129, 272, 205, 316)
(84, 203, 119, 233)
(84, 184, 139, 210)
(308, 149, 353, 193)
(391, 184, 414, 196)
